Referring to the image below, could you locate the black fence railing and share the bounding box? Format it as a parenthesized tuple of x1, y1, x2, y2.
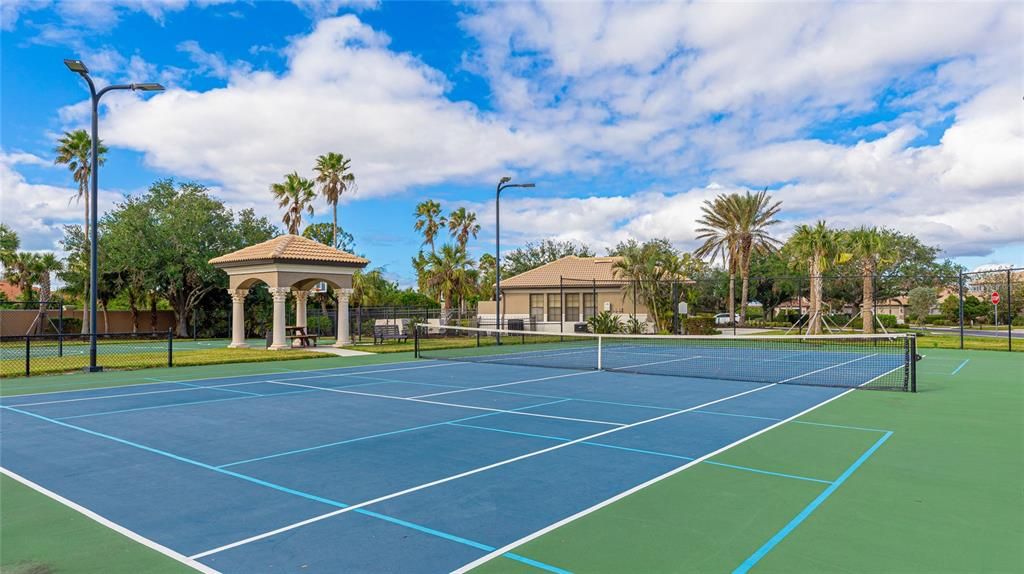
(0, 330, 174, 378)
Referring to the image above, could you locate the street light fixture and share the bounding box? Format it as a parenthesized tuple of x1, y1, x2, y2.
(64, 58, 164, 372)
(495, 177, 535, 342)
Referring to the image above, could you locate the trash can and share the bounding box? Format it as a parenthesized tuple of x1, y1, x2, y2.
(507, 319, 525, 331)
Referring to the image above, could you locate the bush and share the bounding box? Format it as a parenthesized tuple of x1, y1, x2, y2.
(624, 315, 645, 334)
(849, 314, 898, 330)
(683, 316, 719, 335)
(587, 311, 624, 334)
(923, 314, 950, 325)
(306, 315, 334, 334)
(44, 317, 82, 334)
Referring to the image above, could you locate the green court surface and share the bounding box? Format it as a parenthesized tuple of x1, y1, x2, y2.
(1, 348, 1021, 573)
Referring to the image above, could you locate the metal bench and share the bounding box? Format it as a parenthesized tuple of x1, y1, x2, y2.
(373, 324, 408, 344)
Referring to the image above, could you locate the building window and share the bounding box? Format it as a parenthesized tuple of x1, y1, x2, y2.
(547, 294, 561, 323)
(530, 294, 545, 322)
(565, 293, 580, 321)
(583, 293, 596, 320)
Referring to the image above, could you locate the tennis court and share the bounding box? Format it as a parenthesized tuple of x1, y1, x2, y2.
(0, 328, 917, 573)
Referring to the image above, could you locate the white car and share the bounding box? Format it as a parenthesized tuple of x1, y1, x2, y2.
(714, 313, 739, 325)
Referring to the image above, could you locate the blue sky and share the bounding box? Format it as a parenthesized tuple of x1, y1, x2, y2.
(2, 1, 1022, 286)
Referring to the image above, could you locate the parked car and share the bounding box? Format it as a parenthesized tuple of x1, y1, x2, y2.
(714, 313, 739, 325)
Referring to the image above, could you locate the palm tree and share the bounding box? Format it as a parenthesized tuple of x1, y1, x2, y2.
(313, 152, 356, 249)
(447, 207, 480, 250)
(270, 172, 316, 234)
(55, 129, 108, 334)
(414, 200, 446, 253)
(787, 221, 837, 335)
(28, 253, 62, 334)
(695, 194, 742, 326)
(611, 240, 676, 331)
(843, 227, 890, 334)
(732, 190, 783, 325)
(3, 252, 38, 303)
(422, 244, 476, 320)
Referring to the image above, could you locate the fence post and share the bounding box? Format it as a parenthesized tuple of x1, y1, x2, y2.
(25, 336, 30, 377)
(58, 302, 64, 357)
(413, 324, 420, 358)
(958, 270, 964, 350)
(167, 328, 174, 368)
(1008, 268, 1013, 352)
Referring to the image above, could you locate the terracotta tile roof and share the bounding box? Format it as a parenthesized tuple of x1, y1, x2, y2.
(0, 281, 24, 299)
(209, 234, 369, 267)
(501, 256, 626, 288)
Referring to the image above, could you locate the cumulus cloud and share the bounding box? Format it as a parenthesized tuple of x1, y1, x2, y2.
(98, 15, 563, 217)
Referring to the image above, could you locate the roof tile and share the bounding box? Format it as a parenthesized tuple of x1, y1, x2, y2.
(209, 234, 369, 267)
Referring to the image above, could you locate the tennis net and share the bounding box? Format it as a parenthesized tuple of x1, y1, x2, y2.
(414, 325, 917, 392)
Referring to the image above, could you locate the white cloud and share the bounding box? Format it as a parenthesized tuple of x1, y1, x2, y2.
(97, 15, 564, 218)
(0, 151, 121, 252)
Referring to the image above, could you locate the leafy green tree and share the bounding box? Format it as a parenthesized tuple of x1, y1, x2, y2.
(352, 268, 398, 307)
(504, 239, 595, 277)
(422, 244, 476, 320)
(2, 252, 38, 304)
(907, 286, 938, 324)
(0, 223, 19, 264)
(447, 207, 480, 250)
(28, 253, 62, 333)
(313, 152, 356, 248)
(610, 238, 684, 331)
(302, 222, 355, 252)
(748, 250, 797, 321)
(477, 253, 496, 300)
(414, 200, 446, 253)
(271, 172, 316, 234)
(786, 221, 837, 334)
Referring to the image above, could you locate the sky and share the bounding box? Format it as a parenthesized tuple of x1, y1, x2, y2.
(2, 0, 1022, 287)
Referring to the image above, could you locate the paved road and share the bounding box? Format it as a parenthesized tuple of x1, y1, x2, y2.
(919, 326, 1023, 339)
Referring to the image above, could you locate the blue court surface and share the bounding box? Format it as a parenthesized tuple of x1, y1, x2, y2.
(1, 357, 873, 573)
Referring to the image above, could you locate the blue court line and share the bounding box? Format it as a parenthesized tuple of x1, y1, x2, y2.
(732, 431, 893, 573)
(0, 404, 568, 573)
(951, 359, 969, 375)
(693, 409, 892, 434)
(54, 389, 320, 421)
(447, 422, 833, 485)
(217, 399, 572, 468)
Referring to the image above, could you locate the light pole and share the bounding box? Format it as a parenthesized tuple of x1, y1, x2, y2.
(64, 59, 164, 371)
(495, 176, 535, 342)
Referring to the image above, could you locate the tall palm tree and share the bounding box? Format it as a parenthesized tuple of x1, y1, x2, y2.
(447, 207, 480, 250)
(422, 244, 476, 320)
(55, 129, 108, 334)
(28, 253, 62, 334)
(2, 252, 38, 303)
(694, 194, 742, 326)
(732, 190, 783, 325)
(843, 226, 890, 334)
(611, 240, 675, 330)
(313, 152, 356, 249)
(787, 221, 837, 335)
(270, 172, 316, 234)
(413, 200, 446, 253)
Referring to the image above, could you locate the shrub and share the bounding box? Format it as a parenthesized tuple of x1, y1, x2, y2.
(850, 314, 898, 330)
(683, 316, 719, 335)
(44, 317, 82, 334)
(624, 315, 645, 334)
(587, 311, 623, 334)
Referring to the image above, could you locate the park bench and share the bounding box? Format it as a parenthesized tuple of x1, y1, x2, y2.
(373, 324, 408, 344)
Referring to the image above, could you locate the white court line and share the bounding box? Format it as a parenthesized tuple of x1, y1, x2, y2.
(189, 381, 776, 560)
(451, 384, 860, 573)
(410, 370, 597, 399)
(776, 353, 878, 384)
(610, 355, 702, 371)
(1, 467, 221, 574)
(6, 361, 463, 408)
(266, 380, 625, 427)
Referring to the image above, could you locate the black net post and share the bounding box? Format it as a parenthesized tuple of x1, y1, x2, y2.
(167, 328, 174, 367)
(58, 302, 64, 357)
(1008, 268, 1013, 352)
(958, 270, 965, 349)
(413, 324, 420, 357)
(910, 335, 917, 393)
(25, 336, 31, 377)
(560, 276, 565, 335)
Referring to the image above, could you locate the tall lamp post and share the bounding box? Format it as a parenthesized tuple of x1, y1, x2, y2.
(495, 176, 535, 342)
(64, 59, 164, 371)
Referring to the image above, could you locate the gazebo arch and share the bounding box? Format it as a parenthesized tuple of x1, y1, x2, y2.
(209, 234, 369, 350)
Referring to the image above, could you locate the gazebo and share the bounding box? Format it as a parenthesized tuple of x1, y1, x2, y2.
(209, 234, 369, 350)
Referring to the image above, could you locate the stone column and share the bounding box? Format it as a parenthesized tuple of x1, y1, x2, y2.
(334, 288, 353, 347)
(294, 290, 308, 328)
(269, 287, 290, 350)
(228, 288, 249, 348)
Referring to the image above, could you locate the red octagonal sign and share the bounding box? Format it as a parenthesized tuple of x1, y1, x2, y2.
(991, 291, 1001, 305)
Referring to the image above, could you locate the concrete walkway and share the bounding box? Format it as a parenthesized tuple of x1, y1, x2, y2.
(306, 346, 375, 357)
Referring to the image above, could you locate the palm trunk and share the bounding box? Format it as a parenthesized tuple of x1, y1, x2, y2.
(739, 265, 750, 327)
(150, 294, 158, 331)
(862, 261, 875, 334)
(728, 272, 736, 327)
(101, 301, 109, 334)
(332, 204, 338, 249)
(809, 256, 823, 335)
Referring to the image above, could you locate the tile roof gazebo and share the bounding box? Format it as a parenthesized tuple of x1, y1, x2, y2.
(209, 234, 369, 350)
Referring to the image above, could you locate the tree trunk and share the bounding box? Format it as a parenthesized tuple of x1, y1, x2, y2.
(739, 266, 750, 327)
(808, 256, 823, 335)
(33, 273, 51, 334)
(150, 294, 158, 331)
(176, 312, 189, 338)
(332, 203, 338, 249)
(101, 302, 109, 334)
(728, 272, 736, 327)
(862, 261, 875, 334)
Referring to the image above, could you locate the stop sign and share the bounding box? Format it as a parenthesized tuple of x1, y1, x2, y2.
(991, 291, 1001, 305)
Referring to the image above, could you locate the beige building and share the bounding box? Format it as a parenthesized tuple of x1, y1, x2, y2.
(478, 256, 653, 333)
